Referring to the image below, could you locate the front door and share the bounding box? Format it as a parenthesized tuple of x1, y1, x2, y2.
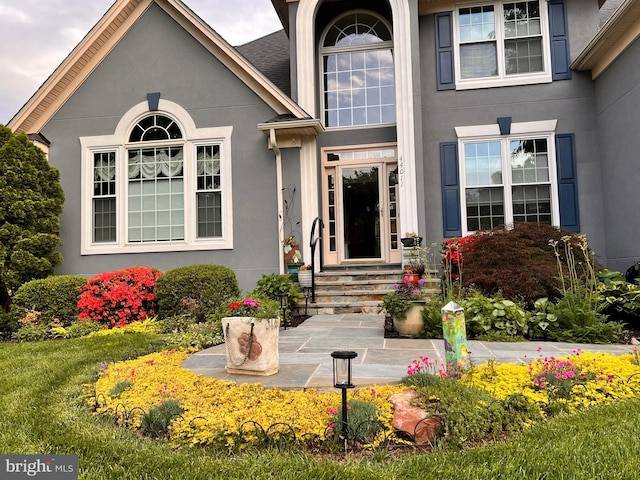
(322, 146, 401, 265)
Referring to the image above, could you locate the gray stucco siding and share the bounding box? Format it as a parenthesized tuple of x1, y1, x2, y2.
(418, 7, 605, 262)
(593, 37, 640, 272)
(39, 3, 286, 291)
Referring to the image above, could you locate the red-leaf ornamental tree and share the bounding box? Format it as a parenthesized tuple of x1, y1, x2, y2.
(0, 126, 65, 310)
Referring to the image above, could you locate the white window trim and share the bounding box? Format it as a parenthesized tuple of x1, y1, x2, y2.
(456, 119, 559, 236)
(80, 100, 233, 255)
(318, 9, 396, 130)
(453, 0, 553, 90)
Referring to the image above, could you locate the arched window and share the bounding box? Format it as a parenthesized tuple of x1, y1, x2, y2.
(81, 100, 233, 254)
(320, 11, 395, 128)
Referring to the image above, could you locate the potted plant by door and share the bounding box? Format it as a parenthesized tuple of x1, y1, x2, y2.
(401, 231, 423, 248)
(222, 297, 281, 376)
(297, 264, 313, 287)
(382, 277, 427, 337)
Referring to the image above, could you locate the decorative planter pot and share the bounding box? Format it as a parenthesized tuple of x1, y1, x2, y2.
(401, 237, 423, 248)
(222, 316, 280, 376)
(287, 262, 303, 281)
(298, 269, 312, 287)
(404, 273, 420, 285)
(393, 302, 426, 337)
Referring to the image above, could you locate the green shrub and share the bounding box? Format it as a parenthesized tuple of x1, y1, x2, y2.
(460, 291, 529, 339)
(597, 270, 640, 328)
(408, 375, 542, 449)
(329, 400, 383, 444)
(140, 399, 184, 437)
(109, 381, 132, 398)
(11, 275, 88, 327)
(251, 273, 301, 306)
(164, 322, 224, 350)
(155, 265, 240, 322)
(59, 320, 105, 339)
(12, 321, 50, 342)
(545, 293, 622, 343)
(0, 312, 18, 338)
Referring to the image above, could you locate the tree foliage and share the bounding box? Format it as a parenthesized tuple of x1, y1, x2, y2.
(0, 125, 65, 297)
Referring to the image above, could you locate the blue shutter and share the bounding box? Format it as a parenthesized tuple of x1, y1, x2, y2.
(436, 12, 455, 91)
(556, 133, 580, 232)
(548, 0, 571, 80)
(441, 142, 462, 237)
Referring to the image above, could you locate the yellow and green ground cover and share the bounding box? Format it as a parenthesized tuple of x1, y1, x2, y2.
(91, 349, 406, 448)
(92, 345, 640, 450)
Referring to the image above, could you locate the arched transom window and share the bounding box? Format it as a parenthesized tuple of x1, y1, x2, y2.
(320, 11, 395, 128)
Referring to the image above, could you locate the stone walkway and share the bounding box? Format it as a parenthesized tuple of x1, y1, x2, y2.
(181, 313, 638, 390)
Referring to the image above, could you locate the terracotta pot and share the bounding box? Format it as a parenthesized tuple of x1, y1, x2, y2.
(404, 273, 420, 285)
(393, 302, 425, 337)
(222, 316, 280, 376)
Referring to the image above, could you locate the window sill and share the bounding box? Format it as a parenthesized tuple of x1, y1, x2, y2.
(455, 73, 552, 91)
(81, 240, 232, 255)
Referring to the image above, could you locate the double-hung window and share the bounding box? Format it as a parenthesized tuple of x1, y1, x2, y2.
(456, 121, 559, 234)
(455, 1, 552, 88)
(82, 101, 232, 254)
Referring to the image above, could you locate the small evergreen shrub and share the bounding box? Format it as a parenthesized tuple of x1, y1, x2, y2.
(155, 265, 240, 322)
(140, 399, 184, 437)
(78, 266, 162, 328)
(11, 275, 88, 327)
(328, 400, 383, 444)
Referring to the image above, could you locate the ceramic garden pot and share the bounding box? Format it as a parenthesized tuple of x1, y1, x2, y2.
(298, 269, 312, 287)
(393, 302, 426, 337)
(222, 316, 280, 376)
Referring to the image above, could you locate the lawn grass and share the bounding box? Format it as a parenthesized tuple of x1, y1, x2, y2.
(2, 335, 640, 479)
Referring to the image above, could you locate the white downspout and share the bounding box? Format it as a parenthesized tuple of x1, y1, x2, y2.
(269, 128, 285, 274)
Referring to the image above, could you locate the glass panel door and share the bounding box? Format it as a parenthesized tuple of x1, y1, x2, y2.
(340, 165, 382, 260)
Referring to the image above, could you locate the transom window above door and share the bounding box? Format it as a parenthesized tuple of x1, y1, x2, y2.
(320, 11, 395, 128)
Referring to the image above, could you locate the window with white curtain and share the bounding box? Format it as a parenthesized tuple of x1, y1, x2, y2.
(83, 106, 232, 254)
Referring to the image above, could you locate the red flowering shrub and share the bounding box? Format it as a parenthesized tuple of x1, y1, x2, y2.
(78, 266, 163, 328)
(442, 234, 478, 279)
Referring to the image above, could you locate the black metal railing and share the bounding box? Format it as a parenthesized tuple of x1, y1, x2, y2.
(309, 217, 324, 303)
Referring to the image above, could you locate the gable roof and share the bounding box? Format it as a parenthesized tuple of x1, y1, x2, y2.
(573, 0, 640, 78)
(8, 0, 311, 134)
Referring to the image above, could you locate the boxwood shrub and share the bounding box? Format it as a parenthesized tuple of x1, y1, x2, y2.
(155, 265, 240, 322)
(11, 275, 88, 327)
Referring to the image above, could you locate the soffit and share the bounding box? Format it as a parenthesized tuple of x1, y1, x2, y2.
(572, 0, 640, 78)
(9, 0, 311, 135)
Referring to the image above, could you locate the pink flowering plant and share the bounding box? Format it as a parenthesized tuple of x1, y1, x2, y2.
(225, 297, 280, 320)
(77, 266, 162, 328)
(382, 276, 427, 320)
(529, 354, 594, 400)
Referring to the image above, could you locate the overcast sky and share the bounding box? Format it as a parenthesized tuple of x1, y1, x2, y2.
(0, 0, 283, 125)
